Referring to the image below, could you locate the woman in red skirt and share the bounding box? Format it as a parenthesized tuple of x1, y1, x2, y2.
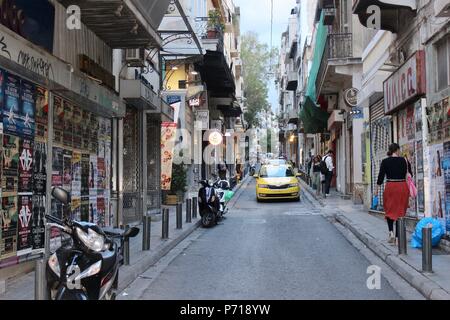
(375, 143, 412, 244)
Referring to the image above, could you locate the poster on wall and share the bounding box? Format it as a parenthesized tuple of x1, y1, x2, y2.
(19, 80, 36, 138)
(443, 97, 450, 140)
(97, 197, 105, 227)
(63, 150, 72, 192)
(416, 140, 424, 174)
(4, 73, 21, 136)
(0, 195, 18, 259)
(406, 105, 415, 141)
(89, 116, 99, 154)
(443, 141, 450, 232)
(81, 110, 90, 151)
(33, 141, 47, 195)
(417, 179, 425, 213)
(53, 96, 64, 145)
(52, 147, 63, 187)
(97, 158, 105, 193)
(71, 151, 81, 198)
(81, 196, 89, 222)
(18, 138, 34, 193)
(402, 142, 417, 216)
(161, 122, 177, 190)
(35, 86, 48, 140)
(71, 197, 81, 221)
(72, 106, 82, 149)
(31, 195, 45, 251)
(89, 197, 97, 224)
(430, 143, 445, 224)
(3, 135, 19, 197)
(81, 153, 90, 196)
(17, 194, 32, 255)
(63, 101, 73, 148)
(0, 69, 5, 128)
(50, 198, 63, 220)
(89, 155, 97, 197)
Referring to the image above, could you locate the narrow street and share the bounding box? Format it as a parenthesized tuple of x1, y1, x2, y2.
(120, 180, 407, 300)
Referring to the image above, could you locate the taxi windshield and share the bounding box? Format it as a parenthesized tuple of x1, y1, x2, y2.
(259, 166, 294, 178)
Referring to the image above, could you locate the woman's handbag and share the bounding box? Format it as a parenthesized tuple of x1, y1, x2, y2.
(405, 157, 417, 198)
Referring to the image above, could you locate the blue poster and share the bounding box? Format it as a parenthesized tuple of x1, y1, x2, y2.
(19, 80, 36, 138)
(3, 73, 20, 136)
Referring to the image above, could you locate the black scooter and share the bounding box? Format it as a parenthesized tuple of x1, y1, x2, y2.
(198, 180, 220, 228)
(45, 187, 139, 300)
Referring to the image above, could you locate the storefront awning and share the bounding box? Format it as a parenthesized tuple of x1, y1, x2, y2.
(299, 96, 329, 134)
(196, 50, 235, 97)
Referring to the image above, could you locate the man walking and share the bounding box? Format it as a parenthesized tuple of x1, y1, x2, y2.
(322, 150, 334, 197)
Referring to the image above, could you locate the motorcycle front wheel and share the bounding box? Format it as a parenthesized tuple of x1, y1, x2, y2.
(201, 212, 215, 228)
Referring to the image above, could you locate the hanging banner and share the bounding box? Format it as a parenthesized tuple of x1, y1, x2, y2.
(161, 122, 177, 190)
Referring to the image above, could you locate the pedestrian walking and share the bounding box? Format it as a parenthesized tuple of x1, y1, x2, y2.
(375, 143, 412, 244)
(321, 150, 334, 197)
(311, 155, 322, 196)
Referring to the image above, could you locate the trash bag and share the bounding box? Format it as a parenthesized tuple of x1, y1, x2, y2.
(224, 190, 234, 202)
(410, 217, 445, 248)
(371, 196, 379, 210)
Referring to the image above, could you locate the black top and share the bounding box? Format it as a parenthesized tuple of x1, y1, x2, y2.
(377, 157, 413, 185)
(313, 163, 321, 173)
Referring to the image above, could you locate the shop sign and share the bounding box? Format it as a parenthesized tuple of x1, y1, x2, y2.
(383, 50, 426, 114)
(189, 97, 200, 107)
(208, 131, 223, 146)
(344, 88, 359, 107)
(195, 110, 209, 130)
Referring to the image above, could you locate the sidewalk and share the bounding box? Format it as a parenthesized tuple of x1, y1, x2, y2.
(300, 180, 450, 300)
(0, 176, 251, 300)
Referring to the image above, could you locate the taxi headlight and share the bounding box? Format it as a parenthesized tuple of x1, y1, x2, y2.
(258, 184, 269, 188)
(289, 183, 299, 188)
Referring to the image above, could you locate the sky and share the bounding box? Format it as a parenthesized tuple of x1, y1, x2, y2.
(234, 0, 297, 113)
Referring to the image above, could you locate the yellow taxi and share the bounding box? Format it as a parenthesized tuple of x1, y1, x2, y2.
(254, 164, 301, 201)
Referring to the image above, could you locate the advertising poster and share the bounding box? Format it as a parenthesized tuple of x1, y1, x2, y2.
(417, 179, 425, 214)
(63, 150, 72, 192)
(416, 140, 424, 174)
(81, 153, 90, 196)
(406, 105, 415, 141)
(2, 135, 19, 196)
(89, 155, 97, 197)
(52, 147, 63, 187)
(35, 86, 48, 140)
(0, 196, 18, 259)
(33, 141, 47, 195)
(19, 80, 35, 138)
(443, 97, 450, 140)
(71, 151, 81, 198)
(81, 196, 89, 222)
(397, 108, 407, 146)
(161, 122, 177, 190)
(81, 110, 90, 151)
(71, 197, 81, 221)
(31, 195, 45, 251)
(50, 198, 63, 220)
(0, 69, 5, 127)
(3, 73, 20, 136)
(89, 197, 97, 224)
(97, 197, 105, 227)
(53, 96, 64, 145)
(444, 141, 450, 232)
(97, 158, 106, 193)
(430, 143, 446, 223)
(72, 106, 82, 149)
(17, 194, 32, 255)
(89, 115, 99, 154)
(63, 101, 73, 148)
(18, 138, 33, 193)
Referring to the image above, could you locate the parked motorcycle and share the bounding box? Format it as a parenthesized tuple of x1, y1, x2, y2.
(45, 187, 139, 300)
(198, 180, 220, 228)
(213, 178, 231, 219)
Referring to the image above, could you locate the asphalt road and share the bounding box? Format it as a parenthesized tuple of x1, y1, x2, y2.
(121, 179, 403, 300)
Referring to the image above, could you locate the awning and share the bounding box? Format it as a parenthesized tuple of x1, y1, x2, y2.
(299, 96, 329, 134)
(196, 50, 235, 97)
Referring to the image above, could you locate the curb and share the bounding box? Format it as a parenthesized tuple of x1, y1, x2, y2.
(299, 180, 325, 207)
(118, 220, 201, 292)
(334, 213, 450, 300)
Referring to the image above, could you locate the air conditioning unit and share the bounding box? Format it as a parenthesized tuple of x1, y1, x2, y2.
(125, 48, 146, 67)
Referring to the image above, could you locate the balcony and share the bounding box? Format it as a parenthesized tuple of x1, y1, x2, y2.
(201, 29, 225, 53)
(288, 107, 299, 124)
(120, 79, 160, 110)
(316, 33, 361, 97)
(57, 0, 169, 48)
(286, 71, 298, 91)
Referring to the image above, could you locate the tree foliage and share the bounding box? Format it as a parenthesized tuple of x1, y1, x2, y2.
(241, 32, 278, 128)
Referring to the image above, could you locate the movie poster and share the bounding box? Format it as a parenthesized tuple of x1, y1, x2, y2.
(97, 197, 105, 227)
(81, 110, 90, 151)
(72, 106, 82, 149)
(17, 194, 32, 255)
(19, 80, 35, 138)
(71, 197, 81, 221)
(0, 196, 18, 259)
(89, 155, 97, 197)
(53, 96, 64, 145)
(33, 141, 47, 195)
(52, 147, 63, 187)
(2, 135, 19, 196)
(31, 195, 45, 251)
(3, 73, 20, 136)
(35, 86, 48, 140)
(81, 153, 90, 196)
(63, 149, 72, 192)
(71, 151, 81, 198)
(63, 101, 73, 148)
(81, 196, 89, 222)
(18, 138, 33, 193)
(89, 197, 97, 224)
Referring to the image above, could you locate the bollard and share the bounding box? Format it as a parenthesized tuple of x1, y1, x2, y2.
(422, 225, 433, 273)
(162, 208, 169, 239)
(123, 225, 130, 265)
(35, 259, 46, 300)
(186, 198, 192, 223)
(192, 197, 198, 218)
(142, 215, 151, 251)
(176, 203, 183, 229)
(397, 218, 407, 255)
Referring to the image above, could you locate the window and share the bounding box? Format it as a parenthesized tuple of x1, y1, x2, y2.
(436, 37, 450, 91)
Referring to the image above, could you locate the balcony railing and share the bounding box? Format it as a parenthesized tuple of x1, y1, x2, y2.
(316, 33, 353, 98)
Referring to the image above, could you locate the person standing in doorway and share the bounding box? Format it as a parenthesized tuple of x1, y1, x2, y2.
(375, 143, 412, 244)
(312, 155, 322, 196)
(322, 150, 334, 197)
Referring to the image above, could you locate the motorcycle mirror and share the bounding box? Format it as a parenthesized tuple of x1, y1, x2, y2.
(123, 227, 139, 238)
(51, 187, 71, 205)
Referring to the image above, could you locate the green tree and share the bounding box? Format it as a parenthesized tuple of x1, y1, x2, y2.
(241, 32, 278, 128)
